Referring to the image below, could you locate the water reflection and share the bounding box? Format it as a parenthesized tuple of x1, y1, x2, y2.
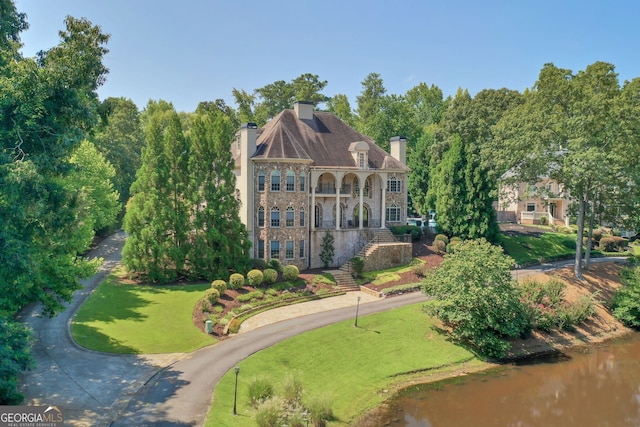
(385, 334, 640, 427)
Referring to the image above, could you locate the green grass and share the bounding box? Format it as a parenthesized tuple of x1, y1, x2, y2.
(502, 232, 577, 265)
(71, 267, 215, 353)
(206, 304, 483, 427)
(357, 258, 422, 286)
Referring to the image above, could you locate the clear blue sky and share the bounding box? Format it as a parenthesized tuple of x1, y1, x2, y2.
(14, 0, 640, 113)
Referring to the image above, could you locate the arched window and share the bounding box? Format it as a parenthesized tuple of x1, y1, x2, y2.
(286, 207, 294, 227)
(286, 171, 295, 192)
(257, 171, 265, 192)
(271, 170, 281, 191)
(271, 207, 280, 227)
(257, 206, 265, 227)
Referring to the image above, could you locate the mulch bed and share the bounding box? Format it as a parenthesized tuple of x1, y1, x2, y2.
(193, 236, 444, 339)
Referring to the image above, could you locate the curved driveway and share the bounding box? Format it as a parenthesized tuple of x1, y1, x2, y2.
(17, 233, 625, 426)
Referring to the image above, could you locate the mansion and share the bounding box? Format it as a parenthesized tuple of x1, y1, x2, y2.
(233, 102, 410, 270)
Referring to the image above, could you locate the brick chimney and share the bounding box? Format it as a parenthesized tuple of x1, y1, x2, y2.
(389, 136, 407, 164)
(294, 101, 314, 120)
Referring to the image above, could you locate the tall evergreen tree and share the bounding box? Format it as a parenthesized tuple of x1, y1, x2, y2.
(428, 135, 500, 243)
(188, 110, 251, 279)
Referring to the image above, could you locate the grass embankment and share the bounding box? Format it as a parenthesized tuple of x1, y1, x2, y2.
(71, 267, 215, 353)
(205, 304, 486, 427)
(502, 232, 577, 265)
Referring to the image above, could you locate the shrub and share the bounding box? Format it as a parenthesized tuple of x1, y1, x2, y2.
(203, 288, 220, 305)
(247, 269, 264, 286)
(450, 236, 463, 244)
(227, 318, 241, 334)
(281, 371, 304, 405)
(211, 279, 227, 294)
(434, 234, 449, 244)
(305, 392, 334, 426)
(558, 295, 596, 331)
(282, 265, 299, 281)
(248, 375, 275, 408)
(320, 231, 335, 267)
(255, 397, 284, 427)
(612, 266, 640, 329)
(266, 288, 278, 297)
(446, 241, 461, 253)
(252, 258, 268, 270)
(263, 268, 278, 284)
(433, 239, 446, 255)
(228, 273, 245, 290)
(268, 258, 282, 272)
(237, 290, 264, 303)
(540, 216, 547, 225)
(350, 257, 365, 277)
(411, 262, 427, 278)
(592, 229, 603, 242)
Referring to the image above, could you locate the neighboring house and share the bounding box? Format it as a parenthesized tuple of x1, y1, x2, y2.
(497, 178, 571, 226)
(233, 102, 410, 270)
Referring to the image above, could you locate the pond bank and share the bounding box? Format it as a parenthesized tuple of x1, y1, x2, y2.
(354, 261, 634, 427)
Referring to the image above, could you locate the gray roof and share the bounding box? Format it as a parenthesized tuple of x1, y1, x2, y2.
(252, 109, 408, 171)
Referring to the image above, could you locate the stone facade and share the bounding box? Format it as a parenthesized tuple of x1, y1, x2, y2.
(234, 103, 411, 270)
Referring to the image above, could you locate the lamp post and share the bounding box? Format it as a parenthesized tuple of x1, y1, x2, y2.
(233, 365, 240, 415)
(354, 296, 361, 327)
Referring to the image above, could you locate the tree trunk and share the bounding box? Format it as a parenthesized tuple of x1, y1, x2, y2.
(584, 203, 596, 270)
(574, 197, 586, 280)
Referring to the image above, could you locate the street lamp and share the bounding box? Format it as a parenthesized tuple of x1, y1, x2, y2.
(354, 296, 361, 327)
(233, 365, 240, 415)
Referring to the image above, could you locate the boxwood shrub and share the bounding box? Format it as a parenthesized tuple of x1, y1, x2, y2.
(263, 268, 278, 284)
(247, 269, 264, 286)
(211, 279, 227, 294)
(228, 273, 245, 290)
(282, 265, 299, 281)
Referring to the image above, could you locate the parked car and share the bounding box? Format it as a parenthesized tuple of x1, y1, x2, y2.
(406, 218, 427, 234)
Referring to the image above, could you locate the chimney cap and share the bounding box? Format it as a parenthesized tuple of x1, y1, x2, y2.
(294, 101, 315, 106)
(241, 122, 258, 129)
(390, 136, 407, 142)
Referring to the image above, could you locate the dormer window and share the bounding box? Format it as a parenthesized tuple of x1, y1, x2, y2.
(349, 141, 370, 170)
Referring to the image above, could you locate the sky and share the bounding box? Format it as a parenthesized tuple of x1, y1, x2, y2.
(14, 0, 640, 113)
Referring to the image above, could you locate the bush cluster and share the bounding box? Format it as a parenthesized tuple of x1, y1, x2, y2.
(612, 266, 640, 329)
(599, 236, 628, 252)
(237, 290, 265, 303)
(519, 277, 595, 332)
(389, 225, 421, 241)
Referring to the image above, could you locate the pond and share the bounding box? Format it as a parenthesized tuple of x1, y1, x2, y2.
(380, 333, 640, 426)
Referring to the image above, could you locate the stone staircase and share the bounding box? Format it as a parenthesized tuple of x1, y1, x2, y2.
(324, 269, 360, 292)
(331, 228, 399, 292)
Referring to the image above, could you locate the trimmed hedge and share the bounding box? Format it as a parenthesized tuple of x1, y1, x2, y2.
(282, 265, 299, 281)
(247, 269, 264, 286)
(263, 268, 278, 284)
(204, 288, 220, 305)
(211, 279, 227, 294)
(228, 273, 245, 290)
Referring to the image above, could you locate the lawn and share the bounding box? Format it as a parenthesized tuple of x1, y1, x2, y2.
(205, 304, 485, 427)
(71, 267, 215, 353)
(502, 232, 578, 265)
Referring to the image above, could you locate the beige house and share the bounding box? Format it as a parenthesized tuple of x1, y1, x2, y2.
(233, 102, 410, 270)
(497, 177, 571, 226)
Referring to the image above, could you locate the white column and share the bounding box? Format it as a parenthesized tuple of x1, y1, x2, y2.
(335, 186, 341, 230)
(381, 181, 387, 229)
(358, 178, 364, 229)
(311, 186, 316, 231)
